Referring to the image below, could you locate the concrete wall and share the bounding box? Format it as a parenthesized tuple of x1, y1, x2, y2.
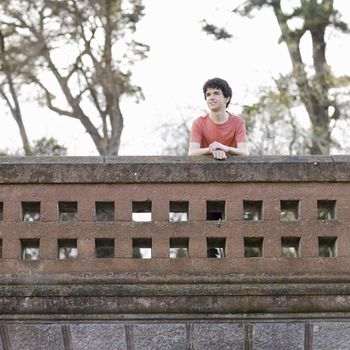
(1, 156, 350, 349)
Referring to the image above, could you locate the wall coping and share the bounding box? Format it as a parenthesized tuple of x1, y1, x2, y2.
(0, 155, 349, 184)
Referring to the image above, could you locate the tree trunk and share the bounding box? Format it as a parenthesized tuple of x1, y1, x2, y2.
(102, 0, 124, 156)
(272, 0, 333, 154)
(0, 30, 32, 155)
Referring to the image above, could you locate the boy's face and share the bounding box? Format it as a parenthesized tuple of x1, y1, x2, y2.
(205, 87, 229, 111)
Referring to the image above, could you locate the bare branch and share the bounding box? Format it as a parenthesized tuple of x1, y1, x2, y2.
(0, 85, 15, 115)
(30, 75, 78, 119)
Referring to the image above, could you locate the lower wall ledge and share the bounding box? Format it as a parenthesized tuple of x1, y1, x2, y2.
(1, 284, 350, 318)
(3, 313, 350, 322)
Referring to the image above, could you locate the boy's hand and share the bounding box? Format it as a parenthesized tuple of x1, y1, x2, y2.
(209, 141, 228, 153)
(212, 150, 227, 160)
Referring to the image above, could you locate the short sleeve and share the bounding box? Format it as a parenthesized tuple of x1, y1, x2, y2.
(189, 118, 202, 144)
(235, 120, 247, 143)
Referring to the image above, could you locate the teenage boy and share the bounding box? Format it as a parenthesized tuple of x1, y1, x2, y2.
(188, 77, 249, 160)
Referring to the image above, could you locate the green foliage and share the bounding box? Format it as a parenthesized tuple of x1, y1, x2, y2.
(234, 0, 272, 16)
(31, 137, 67, 156)
(242, 75, 308, 155)
(0, 138, 67, 156)
(201, 20, 233, 40)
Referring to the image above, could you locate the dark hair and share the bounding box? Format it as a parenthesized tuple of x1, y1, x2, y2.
(203, 77, 232, 107)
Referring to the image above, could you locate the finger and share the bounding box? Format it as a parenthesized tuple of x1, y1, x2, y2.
(215, 151, 223, 160)
(219, 151, 226, 160)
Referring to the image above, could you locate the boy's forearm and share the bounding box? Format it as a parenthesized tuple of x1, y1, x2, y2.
(188, 147, 211, 156)
(226, 146, 249, 156)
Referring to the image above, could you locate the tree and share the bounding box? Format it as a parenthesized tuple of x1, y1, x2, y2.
(0, 0, 148, 156)
(0, 137, 67, 156)
(203, 0, 350, 154)
(155, 106, 200, 156)
(31, 137, 67, 156)
(0, 27, 33, 155)
(158, 118, 191, 156)
(243, 74, 309, 155)
(1, 27, 68, 156)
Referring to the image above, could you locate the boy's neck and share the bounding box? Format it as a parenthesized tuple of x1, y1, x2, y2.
(209, 110, 229, 124)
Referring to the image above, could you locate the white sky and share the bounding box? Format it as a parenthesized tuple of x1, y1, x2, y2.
(0, 0, 349, 155)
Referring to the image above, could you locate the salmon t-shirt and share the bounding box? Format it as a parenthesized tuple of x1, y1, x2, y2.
(190, 113, 247, 148)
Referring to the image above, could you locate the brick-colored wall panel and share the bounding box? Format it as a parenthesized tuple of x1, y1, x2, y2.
(77, 238, 95, 258)
(2, 156, 350, 329)
(41, 237, 57, 259)
(152, 236, 169, 259)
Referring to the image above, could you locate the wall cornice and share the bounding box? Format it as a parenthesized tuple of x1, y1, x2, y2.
(0, 155, 349, 184)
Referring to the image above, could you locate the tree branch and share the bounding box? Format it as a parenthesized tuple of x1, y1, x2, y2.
(0, 85, 15, 116)
(29, 75, 78, 119)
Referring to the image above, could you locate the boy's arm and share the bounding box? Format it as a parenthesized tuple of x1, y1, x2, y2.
(209, 141, 249, 156)
(227, 142, 249, 156)
(188, 142, 227, 160)
(188, 119, 207, 156)
(188, 142, 211, 156)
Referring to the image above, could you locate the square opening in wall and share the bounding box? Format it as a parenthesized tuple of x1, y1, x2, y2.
(280, 200, 299, 221)
(133, 238, 152, 258)
(243, 201, 262, 221)
(132, 201, 152, 222)
(207, 237, 226, 258)
(95, 202, 115, 222)
(21, 239, 40, 260)
(206, 201, 225, 221)
(95, 238, 115, 258)
(58, 202, 78, 222)
(244, 237, 263, 257)
(0, 202, 3, 222)
(317, 200, 336, 220)
(58, 239, 77, 259)
(22, 202, 40, 222)
(281, 237, 300, 258)
(170, 238, 189, 258)
(169, 201, 188, 222)
(318, 237, 337, 257)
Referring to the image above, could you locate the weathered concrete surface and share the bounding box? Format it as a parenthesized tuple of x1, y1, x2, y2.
(313, 322, 350, 350)
(192, 323, 244, 350)
(1, 278, 350, 319)
(1, 321, 350, 350)
(253, 323, 305, 350)
(132, 324, 188, 350)
(70, 324, 126, 350)
(1, 155, 350, 183)
(6, 324, 65, 350)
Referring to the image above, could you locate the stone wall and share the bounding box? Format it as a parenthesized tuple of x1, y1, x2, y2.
(1, 156, 350, 349)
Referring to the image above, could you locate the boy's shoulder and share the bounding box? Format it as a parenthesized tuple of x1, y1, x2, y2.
(228, 113, 245, 124)
(192, 114, 209, 124)
(194, 113, 245, 125)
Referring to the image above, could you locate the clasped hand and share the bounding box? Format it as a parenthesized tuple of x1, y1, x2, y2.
(209, 141, 228, 160)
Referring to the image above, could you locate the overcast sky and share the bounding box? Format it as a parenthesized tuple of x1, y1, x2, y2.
(0, 0, 349, 155)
